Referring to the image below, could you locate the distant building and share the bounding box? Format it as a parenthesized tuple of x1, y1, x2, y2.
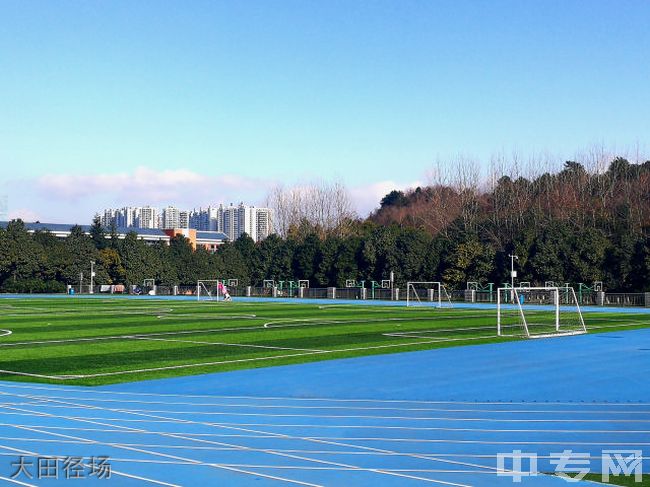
(179, 210, 189, 229)
(0, 221, 227, 253)
(237, 205, 272, 242)
(138, 206, 159, 229)
(97, 203, 273, 241)
(162, 206, 180, 229)
(189, 206, 221, 232)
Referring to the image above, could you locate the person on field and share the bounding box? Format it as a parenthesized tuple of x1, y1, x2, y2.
(218, 281, 232, 301)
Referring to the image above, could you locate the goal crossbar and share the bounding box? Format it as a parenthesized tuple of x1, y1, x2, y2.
(406, 282, 453, 308)
(196, 280, 223, 301)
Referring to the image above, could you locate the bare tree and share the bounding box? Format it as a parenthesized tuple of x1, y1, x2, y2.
(266, 180, 358, 238)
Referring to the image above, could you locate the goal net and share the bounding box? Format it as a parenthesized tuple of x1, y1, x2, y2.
(497, 287, 586, 338)
(406, 282, 453, 308)
(196, 280, 223, 301)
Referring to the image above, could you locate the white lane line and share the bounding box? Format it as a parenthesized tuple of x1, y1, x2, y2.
(0, 476, 36, 487)
(3, 413, 322, 487)
(0, 391, 471, 487)
(0, 382, 648, 407)
(4, 422, 650, 435)
(0, 441, 178, 486)
(3, 393, 463, 486)
(3, 436, 650, 455)
(7, 404, 650, 423)
(4, 393, 648, 415)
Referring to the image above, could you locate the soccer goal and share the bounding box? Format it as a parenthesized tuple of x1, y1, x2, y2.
(196, 280, 223, 301)
(497, 286, 586, 338)
(406, 282, 453, 308)
(143, 279, 156, 295)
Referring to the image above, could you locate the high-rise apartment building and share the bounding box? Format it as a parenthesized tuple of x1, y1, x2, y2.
(137, 206, 159, 229)
(97, 204, 272, 241)
(162, 206, 181, 229)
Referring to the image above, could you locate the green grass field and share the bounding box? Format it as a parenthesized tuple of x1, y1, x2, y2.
(567, 473, 650, 486)
(0, 297, 649, 386)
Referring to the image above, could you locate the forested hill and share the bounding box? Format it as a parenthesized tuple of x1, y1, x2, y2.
(1, 158, 650, 293)
(368, 158, 650, 291)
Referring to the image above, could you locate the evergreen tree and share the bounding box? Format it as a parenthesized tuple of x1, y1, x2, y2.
(89, 215, 107, 250)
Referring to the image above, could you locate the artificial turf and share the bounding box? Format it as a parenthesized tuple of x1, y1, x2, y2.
(0, 297, 648, 386)
(570, 473, 649, 486)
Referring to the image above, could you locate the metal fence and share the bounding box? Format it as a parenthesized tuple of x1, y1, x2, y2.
(21, 285, 650, 308)
(602, 293, 645, 307)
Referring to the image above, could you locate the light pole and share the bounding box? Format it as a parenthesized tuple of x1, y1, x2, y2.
(90, 261, 95, 294)
(509, 254, 518, 300)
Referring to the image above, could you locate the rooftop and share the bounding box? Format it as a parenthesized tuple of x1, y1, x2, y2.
(0, 221, 228, 241)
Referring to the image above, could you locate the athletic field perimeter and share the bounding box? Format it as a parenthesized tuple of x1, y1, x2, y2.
(0, 296, 648, 386)
(0, 295, 648, 485)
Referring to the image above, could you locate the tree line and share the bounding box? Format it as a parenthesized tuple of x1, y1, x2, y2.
(1, 157, 649, 293)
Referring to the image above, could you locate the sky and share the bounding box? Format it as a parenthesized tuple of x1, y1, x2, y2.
(1, 0, 649, 223)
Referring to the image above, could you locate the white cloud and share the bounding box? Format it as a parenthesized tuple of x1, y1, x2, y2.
(24, 166, 423, 222)
(8, 208, 40, 221)
(350, 180, 422, 216)
(36, 166, 273, 208)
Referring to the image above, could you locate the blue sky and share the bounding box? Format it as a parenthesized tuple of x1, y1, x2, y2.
(1, 0, 649, 222)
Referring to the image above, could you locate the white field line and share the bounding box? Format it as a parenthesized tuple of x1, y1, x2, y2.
(0, 312, 518, 380)
(1, 381, 649, 407)
(0, 395, 467, 487)
(0, 314, 449, 348)
(383, 333, 498, 343)
(0, 335, 490, 380)
(129, 336, 325, 352)
(0, 330, 11, 338)
(0, 315, 505, 380)
(0, 307, 177, 318)
(0, 317, 263, 348)
(0, 329, 265, 348)
(7, 308, 637, 355)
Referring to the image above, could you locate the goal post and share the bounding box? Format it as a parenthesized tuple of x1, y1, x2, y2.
(196, 280, 223, 301)
(497, 286, 586, 338)
(143, 279, 156, 295)
(406, 282, 453, 308)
